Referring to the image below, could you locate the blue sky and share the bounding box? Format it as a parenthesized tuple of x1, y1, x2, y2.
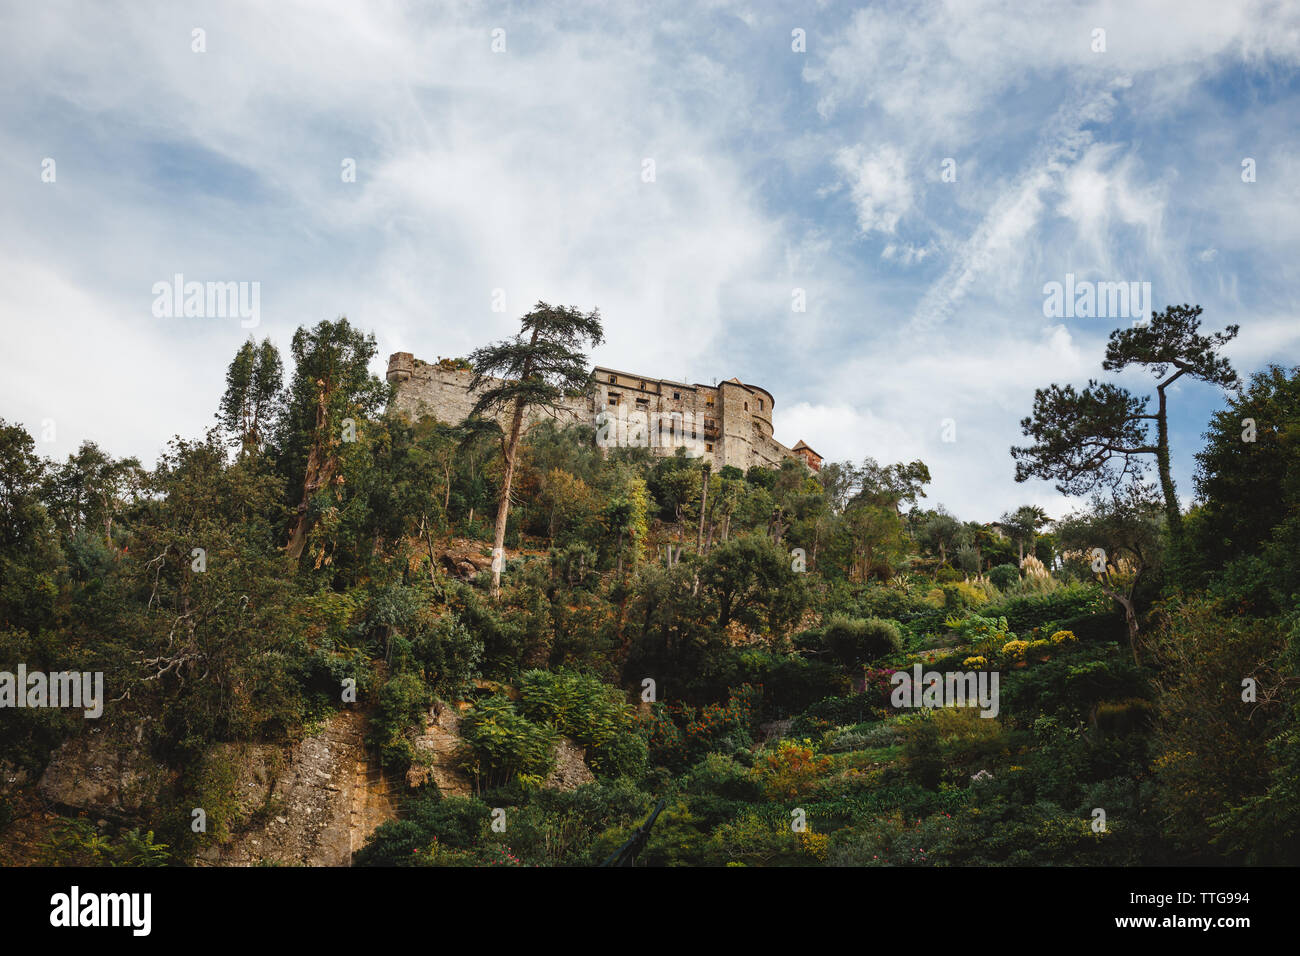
(1, 0, 1297, 521)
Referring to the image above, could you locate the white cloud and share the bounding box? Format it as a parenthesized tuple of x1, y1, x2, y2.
(832, 144, 913, 235)
(1, 0, 1296, 527)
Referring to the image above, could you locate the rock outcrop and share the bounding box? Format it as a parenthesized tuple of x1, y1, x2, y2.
(36, 721, 173, 819)
(195, 710, 396, 866)
(405, 701, 596, 797)
(437, 547, 494, 580)
(406, 704, 474, 798)
(544, 737, 596, 791)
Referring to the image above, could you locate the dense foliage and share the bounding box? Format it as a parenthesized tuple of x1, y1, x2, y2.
(2, 315, 1295, 867)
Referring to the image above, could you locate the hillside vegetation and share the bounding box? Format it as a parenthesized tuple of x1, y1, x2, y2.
(2, 315, 1297, 867)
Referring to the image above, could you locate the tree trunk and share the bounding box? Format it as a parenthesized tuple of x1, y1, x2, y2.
(490, 395, 527, 598)
(1102, 584, 1141, 666)
(489, 326, 541, 598)
(696, 466, 709, 553)
(1155, 376, 1184, 541)
(287, 384, 334, 563)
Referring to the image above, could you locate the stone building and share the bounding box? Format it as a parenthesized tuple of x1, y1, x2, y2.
(386, 351, 821, 473)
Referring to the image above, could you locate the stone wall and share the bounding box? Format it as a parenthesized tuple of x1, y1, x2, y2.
(387, 352, 802, 472)
(387, 354, 589, 430)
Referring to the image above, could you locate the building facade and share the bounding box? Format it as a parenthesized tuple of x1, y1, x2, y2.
(386, 351, 820, 473)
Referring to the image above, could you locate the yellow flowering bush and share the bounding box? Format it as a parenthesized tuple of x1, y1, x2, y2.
(1049, 630, 1077, 645)
(798, 830, 829, 862)
(1001, 639, 1030, 658)
(962, 655, 988, 668)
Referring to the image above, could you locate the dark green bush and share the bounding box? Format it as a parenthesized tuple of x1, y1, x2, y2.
(818, 615, 903, 670)
(988, 564, 1020, 591)
(459, 695, 558, 788)
(517, 669, 647, 778)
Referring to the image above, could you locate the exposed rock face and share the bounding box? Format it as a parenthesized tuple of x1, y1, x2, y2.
(30, 700, 596, 866)
(437, 547, 493, 581)
(405, 702, 594, 798)
(196, 710, 396, 867)
(544, 737, 596, 791)
(406, 704, 474, 798)
(36, 721, 173, 819)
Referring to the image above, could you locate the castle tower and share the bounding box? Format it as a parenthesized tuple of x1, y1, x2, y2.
(387, 351, 415, 383)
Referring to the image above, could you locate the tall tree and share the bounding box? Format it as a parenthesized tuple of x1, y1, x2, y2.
(918, 508, 964, 564)
(1013, 304, 1239, 542)
(467, 302, 604, 596)
(218, 338, 283, 452)
(0, 420, 61, 632)
(277, 318, 387, 563)
(816, 460, 859, 514)
(1192, 364, 1300, 566)
(43, 441, 142, 544)
(853, 457, 931, 513)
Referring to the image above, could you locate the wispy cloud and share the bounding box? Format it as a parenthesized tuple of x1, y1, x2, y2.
(1, 0, 1297, 522)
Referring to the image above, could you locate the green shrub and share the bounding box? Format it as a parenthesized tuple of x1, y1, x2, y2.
(517, 669, 647, 778)
(459, 695, 557, 789)
(683, 753, 766, 802)
(901, 715, 943, 789)
(988, 564, 1020, 591)
(715, 648, 845, 718)
(983, 583, 1105, 633)
(370, 671, 433, 770)
(413, 612, 483, 700)
(830, 616, 902, 666)
(790, 693, 887, 736)
(39, 819, 171, 867)
(354, 794, 491, 866)
(830, 720, 905, 751)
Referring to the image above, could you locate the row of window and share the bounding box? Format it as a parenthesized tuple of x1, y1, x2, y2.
(603, 373, 765, 406)
(608, 373, 770, 410)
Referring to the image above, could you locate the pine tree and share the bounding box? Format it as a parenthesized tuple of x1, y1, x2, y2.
(1013, 304, 1239, 544)
(467, 302, 604, 596)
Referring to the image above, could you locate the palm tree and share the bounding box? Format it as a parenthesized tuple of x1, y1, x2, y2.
(1001, 504, 1049, 563)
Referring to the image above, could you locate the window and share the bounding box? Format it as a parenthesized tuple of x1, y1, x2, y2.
(608, 398, 617, 406)
(706, 397, 714, 407)
(673, 391, 681, 400)
(608, 374, 617, 383)
(635, 397, 649, 406)
(639, 380, 646, 389)
(744, 402, 749, 411)
(758, 399, 764, 410)
(608, 392, 621, 405)
(705, 443, 714, 452)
